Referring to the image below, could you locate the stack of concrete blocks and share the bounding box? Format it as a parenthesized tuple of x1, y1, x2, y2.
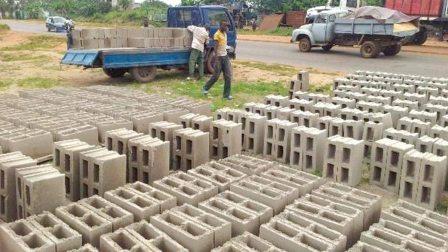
(150, 204, 231, 252)
(153, 172, 218, 206)
(243, 102, 269, 115)
(0, 128, 53, 159)
(286, 193, 364, 247)
(323, 135, 364, 186)
(105, 128, 142, 156)
(99, 221, 187, 252)
(339, 108, 368, 121)
(55, 196, 130, 247)
(79, 147, 126, 198)
(312, 183, 382, 231)
(216, 154, 275, 175)
(356, 100, 383, 113)
(54, 124, 99, 146)
(188, 162, 246, 192)
(417, 86, 439, 98)
(424, 103, 448, 123)
(440, 114, 448, 127)
(288, 98, 314, 112)
(399, 151, 447, 210)
(432, 138, 448, 190)
(261, 165, 325, 195)
(429, 124, 448, 139)
(191, 115, 213, 132)
(212, 232, 284, 252)
(264, 95, 289, 107)
(409, 109, 438, 125)
(0, 152, 36, 222)
(290, 126, 326, 173)
(178, 113, 209, 130)
(264, 105, 280, 120)
(370, 138, 414, 193)
(53, 140, 96, 202)
(397, 117, 431, 136)
(128, 135, 169, 184)
(392, 99, 419, 111)
(259, 209, 347, 252)
(230, 175, 299, 214)
(15, 164, 65, 219)
(105, 182, 176, 222)
(359, 200, 448, 251)
(290, 110, 319, 128)
(415, 135, 438, 153)
(199, 191, 273, 236)
(366, 95, 391, 106)
(210, 119, 242, 160)
(383, 128, 419, 145)
(331, 96, 357, 109)
(149, 121, 183, 168)
(0, 212, 82, 251)
(403, 93, 427, 107)
(239, 112, 266, 154)
(215, 108, 243, 123)
(276, 107, 295, 121)
(172, 128, 209, 171)
(311, 102, 341, 117)
(289, 70, 310, 98)
(328, 117, 345, 137)
(362, 122, 385, 158)
(342, 119, 364, 140)
(263, 119, 297, 163)
(316, 116, 333, 133)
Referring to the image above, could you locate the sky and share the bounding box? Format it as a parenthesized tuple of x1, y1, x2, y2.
(134, 0, 182, 6)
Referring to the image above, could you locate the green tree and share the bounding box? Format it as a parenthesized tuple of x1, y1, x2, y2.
(118, 0, 131, 10)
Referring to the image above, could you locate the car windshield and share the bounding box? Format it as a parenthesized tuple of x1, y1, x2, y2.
(53, 17, 66, 23)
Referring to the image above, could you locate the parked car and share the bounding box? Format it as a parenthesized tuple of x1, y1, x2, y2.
(46, 16, 74, 32)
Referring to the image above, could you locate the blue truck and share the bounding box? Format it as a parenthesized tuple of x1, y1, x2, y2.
(61, 5, 237, 82)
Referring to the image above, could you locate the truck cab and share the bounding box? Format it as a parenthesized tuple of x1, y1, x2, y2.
(167, 5, 237, 60)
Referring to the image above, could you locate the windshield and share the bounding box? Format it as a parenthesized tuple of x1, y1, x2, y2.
(53, 17, 66, 23)
(206, 9, 231, 28)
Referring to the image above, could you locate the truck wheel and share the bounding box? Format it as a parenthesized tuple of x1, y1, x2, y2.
(322, 44, 333, 52)
(413, 30, 428, 45)
(103, 68, 127, 78)
(360, 41, 380, 58)
(383, 44, 401, 56)
(130, 66, 157, 83)
(298, 37, 312, 52)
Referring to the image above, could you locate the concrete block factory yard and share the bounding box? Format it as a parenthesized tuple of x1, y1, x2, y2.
(0, 17, 448, 252)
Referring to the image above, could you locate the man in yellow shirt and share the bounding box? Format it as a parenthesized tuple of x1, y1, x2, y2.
(202, 21, 233, 100)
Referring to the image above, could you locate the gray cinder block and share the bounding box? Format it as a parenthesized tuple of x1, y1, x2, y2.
(239, 112, 266, 154)
(173, 128, 209, 171)
(212, 232, 283, 252)
(210, 120, 242, 160)
(188, 162, 246, 192)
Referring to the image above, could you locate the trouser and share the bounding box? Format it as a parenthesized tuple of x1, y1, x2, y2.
(203, 55, 232, 98)
(188, 48, 204, 77)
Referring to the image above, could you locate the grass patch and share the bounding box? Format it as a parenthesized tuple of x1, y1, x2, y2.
(17, 77, 61, 88)
(238, 27, 294, 37)
(436, 196, 448, 214)
(309, 83, 333, 95)
(0, 80, 12, 90)
(0, 51, 52, 62)
(0, 24, 10, 31)
(0, 35, 65, 51)
(235, 61, 297, 76)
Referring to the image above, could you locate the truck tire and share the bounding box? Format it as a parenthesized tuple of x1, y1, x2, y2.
(322, 44, 333, 52)
(360, 41, 380, 58)
(383, 44, 401, 56)
(103, 68, 127, 78)
(298, 37, 312, 52)
(413, 30, 428, 45)
(130, 66, 157, 83)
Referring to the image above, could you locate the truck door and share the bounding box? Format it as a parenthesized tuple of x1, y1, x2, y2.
(311, 14, 329, 44)
(202, 7, 237, 50)
(167, 7, 202, 28)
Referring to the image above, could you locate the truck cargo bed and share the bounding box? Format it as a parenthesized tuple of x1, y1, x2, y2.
(335, 18, 417, 37)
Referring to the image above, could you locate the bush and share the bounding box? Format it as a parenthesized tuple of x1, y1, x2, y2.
(0, 24, 10, 31)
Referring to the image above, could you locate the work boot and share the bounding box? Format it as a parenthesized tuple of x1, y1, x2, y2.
(201, 87, 208, 96)
(224, 95, 233, 100)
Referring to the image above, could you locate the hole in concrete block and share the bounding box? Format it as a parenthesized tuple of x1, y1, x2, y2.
(375, 147, 384, 162)
(341, 167, 349, 183)
(404, 182, 413, 199)
(65, 177, 70, 195)
(217, 114, 222, 120)
(94, 164, 99, 182)
(0, 195, 5, 215)
(249, 138, 254, 150)
(228, 115, 234, 121)
(249, 122, 255, 134)
(193, 123, 200, 130)
(117, 141, 124, 155)
(292, 116, 299, 123)
(175, 156, 181, 170)
(18, 206, 22, 219)
(18, 178, 22, 199)
(143, 172, 149, 183)
(406, 161, 415, 177)
(131, 146, 138, 162)
(388, 171, 397, 186)
(305, 155, 312, 169)
(373, 166, 382, 182)
(420, 144, 427, 153)
(436, 149, 445, 156)
(364, 118, 369, 123)
(300, 106, 305, 111)
(181, 186, 197, 196)
(319, 123, 326, 130)
(346, 126, 354, 138)
(266, 142, 272, 155)
(267, 126, 273, 139)
(293, 152, 300, 165)
(36, 215, 57, 228)
(67, 205, 86, 218)
(306, 137, 313, 151)
(64, 154, 70, 172)
(223, 147, 229, 158)
(0, 170, 4, 189)
(55, 149, 60, 166)
(423, 165, 434, 182)
(186, 140, 192, 154)
(353, 116, 358, 121)
(210, 200, 230, 211)
(175, 136, 181, 151)
(277, 146, 284, 159)
(331, 126, 339, 136)
(364, 145, 371, 157)
(272, 221, 297, 238)
(82, 160, 88, 178)
(151, 129, 157, 138)
(367, 128, 373, 141)
(304, 118, 310, 127)
(126, 167, 129, 183)
(342, 148, 351, 163)
(212, 146, 218, 157)
(326, 163, 334, 178)
(107, 137, 113, 151)
(420, 186, 431, 204)
(241, 118, 246, 130)
(160, 131, 166, 141)
(414, 127, 421, 135)
(24, 234, 46, 249)
(402, 138, 409, 144)
(341, 114, 347, 120)
(93, 188, 98, 195)
(181, 121, 187, 128)
(213, 127, 219, 140)
(10, 221, 32, 236)
(274, 102, 280, 107)
(83, 184, 88, 198)
(185, 223, 206, 236)
(328, 144, 336, 159)
(230, 208, 251, 220)
(132, 167, 138, 182)
(299, 234, 328, 251)
(242, 134, 245, 147)
(116, 189, 134, 199)
(52, 226, 72, 239)
(25, 185, 30, 206)
(390, 151, 399, 167)
(84, 215, 103, 228)
(186, 159, 192, 170)
(386, 135, 393, 140)
(294, 133, 301, 148)
(142, 149, 149, 166)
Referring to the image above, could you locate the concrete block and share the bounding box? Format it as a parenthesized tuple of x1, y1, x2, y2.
(199, 191, 273, 236)
(239, 112, 266, 154)
(409, 109, 438, 125)
(288, 98, 314, 111)
(1, 129, 53, 159)
(100, 228, 148, 251)
(265, 95, 289, 107)
(416, 135, 437, 153)
(188, 162, 246, 192)
(230, 175, 299, 214)
(264, 164, 325, 191)
(290, 110, 319, 128)
(263, 119, 297, 163)
(191, 115, 213, 132)
(150, 204, 232, 252)
(105, 128, 143, 156)
(216, 154, 275, 175)
(290, 126, 327, 173)
(384, 141, 415, 193)
(432, 138, 448, 190)
(383, 128, 419, 145)
(153, 171, 218, 206)
(211, 120, 242, 160)
(277, 107, 296, 121)
(343, 120, 364, 140)
(383, 105, 409, 128)
(173, 128, 209, 171)
(212, 232, 284, 252)
(416, 153, 447, 210)
(55, 125, 99, 146)
(331, 97, 356, 109)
